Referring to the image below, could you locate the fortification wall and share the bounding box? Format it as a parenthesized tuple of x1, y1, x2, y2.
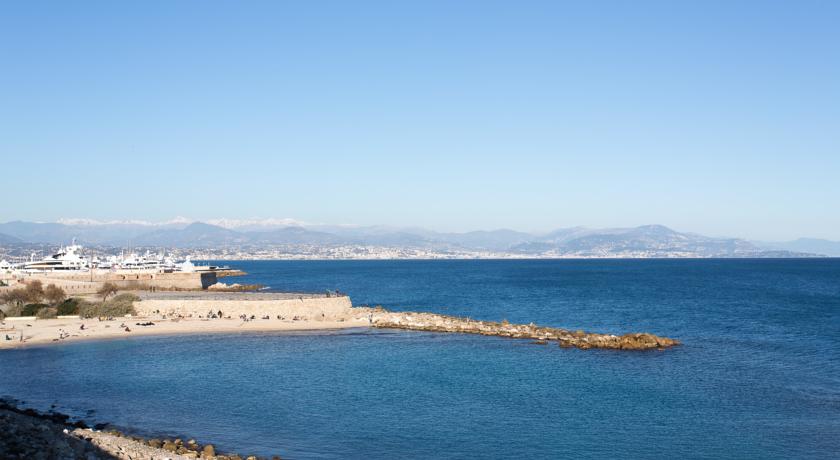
(134, 296, 354, 320)
(1, 272, 215, 294)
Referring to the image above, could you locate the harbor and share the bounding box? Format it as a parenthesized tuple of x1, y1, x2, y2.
(0, 242, 237, 294)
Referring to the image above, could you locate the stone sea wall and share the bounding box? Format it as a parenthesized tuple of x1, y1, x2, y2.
(1, 271, 215, 294)
(134, 295, 353, 319)
(372, 311, 680, 350)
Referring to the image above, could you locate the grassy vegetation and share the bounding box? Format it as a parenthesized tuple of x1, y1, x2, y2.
(78, 293, 140, 318)
(0, 285, 143, 319)
(1, 282, 68, 317)
(35, 307, 58, 319)
(56, 298, 81, 316)
(22, 303, 48, 316)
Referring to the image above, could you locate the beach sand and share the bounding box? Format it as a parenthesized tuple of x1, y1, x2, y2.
(0, 314, 370, 349)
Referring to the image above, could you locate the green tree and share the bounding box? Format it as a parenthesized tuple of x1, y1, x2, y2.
(1, 288, 28, 308)
(22, 303, 47, 316)
(97, 282, 119, 301)
(56, 298, 80, 316)
(44, 284, 67, 306)
(25, 280, 45, 304)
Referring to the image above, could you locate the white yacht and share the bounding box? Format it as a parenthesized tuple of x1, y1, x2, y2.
(21, 242, 90, 272)
(15, 242, 212, 274)
(111, 250, 179, 271)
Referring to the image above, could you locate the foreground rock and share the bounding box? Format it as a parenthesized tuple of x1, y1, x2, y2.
(372, 312, 680, 350)
(0, 408, 112, 459)
(0, 400, 280, 460)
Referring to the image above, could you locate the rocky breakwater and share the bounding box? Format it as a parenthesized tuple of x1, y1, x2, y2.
(371, 312, 680, 350)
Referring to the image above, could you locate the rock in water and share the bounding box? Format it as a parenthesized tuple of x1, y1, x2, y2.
(202, 444, 216, 458)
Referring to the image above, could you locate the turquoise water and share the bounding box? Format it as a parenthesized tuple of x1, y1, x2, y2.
(1, 259, 839, 458)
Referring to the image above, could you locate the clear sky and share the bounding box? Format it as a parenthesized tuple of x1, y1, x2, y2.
(1, 1, 838, 240)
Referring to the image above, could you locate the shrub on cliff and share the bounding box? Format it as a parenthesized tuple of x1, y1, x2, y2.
(36, 307, 58, 319)
(111, 293, 140, 304)
(78, 295, 138, 318)
(22, 303, 48, 316)
(57, 298, 81, 316)
(3, 303, 23, 317)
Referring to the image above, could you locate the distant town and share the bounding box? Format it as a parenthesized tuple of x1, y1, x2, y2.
(1, 219, 836, 261)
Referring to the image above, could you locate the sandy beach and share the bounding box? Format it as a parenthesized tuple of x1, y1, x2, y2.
(0, 290, 375, 349)
(0, 314, 370, 349)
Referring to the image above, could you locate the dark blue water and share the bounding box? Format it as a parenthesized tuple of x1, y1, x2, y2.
(1, 259, 839, 459)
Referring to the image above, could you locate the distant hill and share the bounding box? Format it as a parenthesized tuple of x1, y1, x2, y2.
(511, 224, 762, 257)
(133, 222, 249, 247)
(0, 220, 188, 245)
(245, 227, 347, 245)
(758, 238, 840, 257)
(0, 232, 22, 244)
(0, 220, 824, 258)
(434, 229, 534, 252)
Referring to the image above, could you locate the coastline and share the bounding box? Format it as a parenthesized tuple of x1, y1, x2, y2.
(0, 399, 277, 459)
(1, 288, 680, 351)
(0, 289, 682, 458)
(0, 315, 371, 350)
(1, 309, 680, 351)
(1, 290, 370, 349)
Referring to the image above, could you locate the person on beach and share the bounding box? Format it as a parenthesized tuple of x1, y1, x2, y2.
(80, 324, 85, 330)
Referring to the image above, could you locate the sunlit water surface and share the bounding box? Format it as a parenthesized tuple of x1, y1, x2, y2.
(1, 259, 838, 458)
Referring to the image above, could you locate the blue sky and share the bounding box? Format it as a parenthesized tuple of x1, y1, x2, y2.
(1, 1, 838, 240)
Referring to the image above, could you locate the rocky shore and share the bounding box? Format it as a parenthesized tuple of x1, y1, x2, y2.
(0, 400, 281, 460)
(371, 311, 680, 350)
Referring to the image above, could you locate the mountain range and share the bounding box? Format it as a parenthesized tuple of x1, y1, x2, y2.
(0, 220, 834, 257)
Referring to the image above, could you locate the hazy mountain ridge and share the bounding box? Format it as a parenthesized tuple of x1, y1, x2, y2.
(0, 220, 189, 245)
(132, 222, 250, 247)
(756, 238, 840, 257)
(0, 232, 22, 244)
(0, 220, 829, 257)
(517, 225, 761, 257)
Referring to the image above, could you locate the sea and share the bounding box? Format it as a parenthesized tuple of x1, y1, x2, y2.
(1, 259, 838, 459)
